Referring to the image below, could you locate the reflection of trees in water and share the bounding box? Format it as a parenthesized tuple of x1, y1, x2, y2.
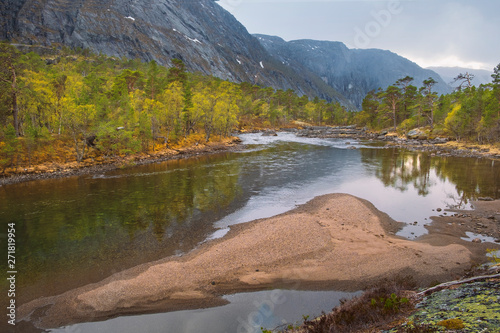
(361, 148, 500, 204)
(1, 153, 242, 288)
(432, 157, 500, 203)
(361, 148, 434, 196)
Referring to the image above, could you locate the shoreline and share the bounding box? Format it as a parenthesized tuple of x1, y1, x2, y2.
(18, 193, 499, 330)
(293, 126, 500, 160)
(0, 137, 243, 186)
(3, 128, 500, 187)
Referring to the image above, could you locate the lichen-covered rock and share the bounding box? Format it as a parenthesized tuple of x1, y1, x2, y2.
(405, 281, 500, 332)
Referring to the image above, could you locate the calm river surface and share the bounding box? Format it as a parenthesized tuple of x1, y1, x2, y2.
(1, 133, 499, 332)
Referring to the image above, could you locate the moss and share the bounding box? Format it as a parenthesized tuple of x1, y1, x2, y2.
(436, 318, 464, 329)
(407, 281, 500, 332)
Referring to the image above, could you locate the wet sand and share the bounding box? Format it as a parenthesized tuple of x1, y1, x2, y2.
(18, 194, 499, 329)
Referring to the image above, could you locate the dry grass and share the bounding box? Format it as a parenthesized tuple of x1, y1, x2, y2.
(286, 277, 419, 333)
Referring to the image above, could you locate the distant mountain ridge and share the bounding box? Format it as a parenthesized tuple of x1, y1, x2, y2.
(254, 34, 452, 108)
(428, 67, 493, 87)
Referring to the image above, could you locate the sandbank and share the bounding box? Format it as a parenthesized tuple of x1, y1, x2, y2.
(18, 193, 498, 329)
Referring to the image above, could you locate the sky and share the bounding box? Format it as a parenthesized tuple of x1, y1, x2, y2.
(217, 0, 499, 71)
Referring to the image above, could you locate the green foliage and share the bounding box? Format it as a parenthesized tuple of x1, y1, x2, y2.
(486, 249, 500, 264)
(2, 43, 499, 170)
(371, 293, 409, 313)
(0, 43, 359, 167)
(0, 124, 19, 171)
(359, 65, 500, 143)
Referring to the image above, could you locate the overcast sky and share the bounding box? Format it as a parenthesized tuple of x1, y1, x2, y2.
(217, 0, 499, 71)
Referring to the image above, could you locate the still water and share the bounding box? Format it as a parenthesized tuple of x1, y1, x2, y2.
(1, 133, 499, 331)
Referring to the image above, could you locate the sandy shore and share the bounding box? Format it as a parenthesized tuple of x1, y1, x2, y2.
(18, 194, 498, 329)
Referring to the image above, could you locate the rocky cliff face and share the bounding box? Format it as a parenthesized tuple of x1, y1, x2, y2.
(1, 0, 352, 107)
(255, 34, 452, 108)
(2, 0, 453, 110)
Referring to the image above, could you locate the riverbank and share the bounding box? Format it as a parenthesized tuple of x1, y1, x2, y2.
(294, 125, 500, 160)
(0, 137, 242, 186)
(3, 127, 500, 186)
(18, 193, 499, 330)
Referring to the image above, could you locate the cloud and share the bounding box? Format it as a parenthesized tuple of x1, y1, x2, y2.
(217, 0, 500, 70)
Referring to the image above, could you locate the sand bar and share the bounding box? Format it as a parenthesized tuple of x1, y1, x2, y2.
(18, 193, 497, 329)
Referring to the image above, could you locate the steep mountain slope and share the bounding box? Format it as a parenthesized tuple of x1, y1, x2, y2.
(255, 35, 452, 108)
(428, 67, 493, 87)
(1, 0, 352, 107)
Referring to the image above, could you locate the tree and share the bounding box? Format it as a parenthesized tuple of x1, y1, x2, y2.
(453, 72, 475, 92)
(396, 76, 416, 121)
(491, 63, 500, 119)
(359, 89, 381, 128)
(421, 77, 438, 128)
(492, 64, 500, 86)
(0, 124, 19, 172)
(0, 43, 22, 136)
(145, 60, 167, 100)
(51, 74, 67, 134)
(158, 82, 184, 144)
(382, 85, 401, 131)
(167, 59, 188, 84)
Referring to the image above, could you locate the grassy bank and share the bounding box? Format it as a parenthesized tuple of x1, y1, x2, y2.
(0, 134, 242, 185)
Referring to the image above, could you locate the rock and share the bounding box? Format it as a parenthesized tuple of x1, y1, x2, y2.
(4, 0, 354, 108)
(472, 238, 482, 243)
(407, 128, 429, 140)
(261, 130, 278, 137)
(478, 197, 494, 201)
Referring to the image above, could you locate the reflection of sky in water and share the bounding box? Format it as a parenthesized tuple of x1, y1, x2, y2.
(211, 133, 478, 240)
(28, 132, 500, 333)
(50, 289, 360, 333)
(461, 231, 498, 244)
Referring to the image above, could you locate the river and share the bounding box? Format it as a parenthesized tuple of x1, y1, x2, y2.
(1, 133, 499, 332)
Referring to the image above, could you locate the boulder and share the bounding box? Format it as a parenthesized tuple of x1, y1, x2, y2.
(261, 130, 278, 137)
(407, 128, 429, 140)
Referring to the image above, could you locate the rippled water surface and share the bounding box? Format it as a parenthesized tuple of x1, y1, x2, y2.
(1, 132, 499, 330)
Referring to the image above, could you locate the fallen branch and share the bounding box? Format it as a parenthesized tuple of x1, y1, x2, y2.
(417, 273, 500, 297)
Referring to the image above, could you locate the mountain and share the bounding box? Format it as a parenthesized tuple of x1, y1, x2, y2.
(1, 0, 353, 107)
(428, 67, 493, 88)
(1, 0, 455, 110)
(255, 35, 452, 108)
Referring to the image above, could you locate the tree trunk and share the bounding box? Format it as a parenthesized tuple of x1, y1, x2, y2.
(11, 67, 20, 136)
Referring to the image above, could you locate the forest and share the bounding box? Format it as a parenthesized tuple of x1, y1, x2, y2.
(355, 69, 500, 142)
(0, 42, 499, 173)
(0, 43, 351, 172)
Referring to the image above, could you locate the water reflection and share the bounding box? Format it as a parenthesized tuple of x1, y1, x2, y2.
(50, 289, 360, 333)
(0, 154, 243, 303)
(0, 133, 499, 307)
(361, 149, 435, 196)
(360, 148, 499, 207)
